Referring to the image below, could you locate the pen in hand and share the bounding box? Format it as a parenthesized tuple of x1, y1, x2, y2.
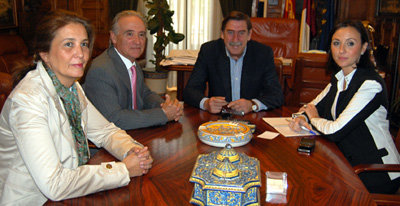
(286, 118, 316, 135)
(300, 126, 317, 135)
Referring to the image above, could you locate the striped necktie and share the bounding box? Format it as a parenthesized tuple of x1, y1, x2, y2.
(130, 65, 137, 109)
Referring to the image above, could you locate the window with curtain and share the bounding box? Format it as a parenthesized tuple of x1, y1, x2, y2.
(138, 0, 223, 89)
(166, 0, 223, 89)
(168, 0, 223, 50)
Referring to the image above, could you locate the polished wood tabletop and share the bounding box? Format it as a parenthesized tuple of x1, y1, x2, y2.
(46, 105, 375, 206)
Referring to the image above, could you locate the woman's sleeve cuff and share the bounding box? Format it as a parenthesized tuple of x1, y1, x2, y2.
(292, 112, 310, 123)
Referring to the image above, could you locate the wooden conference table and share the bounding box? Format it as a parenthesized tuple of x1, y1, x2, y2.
(45, 105, 375, 206)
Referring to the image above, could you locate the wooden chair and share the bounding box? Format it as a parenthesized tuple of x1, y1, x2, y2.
(250, 17, 299, 74)
(289, 55, 330, 106)
(353, 129, 400, 205)
(0, 34, 30, 74)
(251, 18, 299, 94)
(0, 72, 13, 111)
(274, 58, 284, 90)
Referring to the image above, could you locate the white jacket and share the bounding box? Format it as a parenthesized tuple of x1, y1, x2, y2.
(0, 62, 141, 205)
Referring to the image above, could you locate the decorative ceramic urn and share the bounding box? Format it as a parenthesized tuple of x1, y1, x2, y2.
(189, 144, 261, 206)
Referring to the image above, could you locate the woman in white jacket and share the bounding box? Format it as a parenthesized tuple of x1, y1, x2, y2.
(0, 11, 153, 205)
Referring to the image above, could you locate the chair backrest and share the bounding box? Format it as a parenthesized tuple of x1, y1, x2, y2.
(291, 54, 330, 106)
(0, 72, 13, 111)
(274, 58, 284, 89)
(0, 34, 29, 74)
(92, 32, 110, 59)
(250, 17, 299, 59)
(395, 129, 400, 153)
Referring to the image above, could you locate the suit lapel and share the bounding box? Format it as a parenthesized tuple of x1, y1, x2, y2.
(134, 64, 144, 109)
(38, 63, 76, 152)
(241, 44, 252, 98)
(217, 41, 232, 102)
(336, 69, 363, 117)
(107, 47, 132, 93)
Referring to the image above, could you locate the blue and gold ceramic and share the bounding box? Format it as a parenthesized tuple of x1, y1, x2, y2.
(198, 120, 252, 147)
(189, 144, 261, 206)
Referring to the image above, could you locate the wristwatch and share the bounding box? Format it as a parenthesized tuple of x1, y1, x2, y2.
(251, 100, 258, 112)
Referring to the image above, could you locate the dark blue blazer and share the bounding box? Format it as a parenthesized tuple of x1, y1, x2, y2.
(183, 39, 283, 109)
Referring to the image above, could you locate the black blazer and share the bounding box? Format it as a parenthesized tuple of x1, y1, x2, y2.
(313, 68, 400, 193)
(183, 39, 283, 109)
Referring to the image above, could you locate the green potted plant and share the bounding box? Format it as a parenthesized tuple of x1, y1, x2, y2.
(143, 0, 185, 94)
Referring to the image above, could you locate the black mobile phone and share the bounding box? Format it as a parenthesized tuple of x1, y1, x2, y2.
(297, 137, 315, 155)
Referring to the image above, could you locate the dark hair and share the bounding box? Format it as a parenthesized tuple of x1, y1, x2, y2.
(327, 20, 375, 73)
(221, 11, 252, 32)
(13, 10, 94, 86)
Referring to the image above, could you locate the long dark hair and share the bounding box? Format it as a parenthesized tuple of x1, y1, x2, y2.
(326, 20, 375, 73)
(13, 10, 94, 86)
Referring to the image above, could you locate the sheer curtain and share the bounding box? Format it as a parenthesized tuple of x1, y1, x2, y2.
(168, 0, 223, 50)
(137, 0, 223, 90)
(138, 0, 223, 89)
(166, 0, 223, 89)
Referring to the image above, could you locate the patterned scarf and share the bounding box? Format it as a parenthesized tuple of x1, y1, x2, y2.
(45, 65, 89, 166)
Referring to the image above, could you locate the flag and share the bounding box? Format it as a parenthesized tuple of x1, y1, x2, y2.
(305, 0, 316, 36)
(318, 0, 334, 51)
(299, 9, 310, 52)
(283, 0, 296, 19)
(299, 0, 316, 52)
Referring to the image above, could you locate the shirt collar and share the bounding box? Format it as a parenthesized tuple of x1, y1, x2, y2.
(225, 46, 247, 61)
(114, 47, 136, 70)
(335, 69, 357, 86)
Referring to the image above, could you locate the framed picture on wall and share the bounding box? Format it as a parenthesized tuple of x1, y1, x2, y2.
(377, 0, 400, 15)
(268, 0, 279, 6)
(0, 0, 18, 29)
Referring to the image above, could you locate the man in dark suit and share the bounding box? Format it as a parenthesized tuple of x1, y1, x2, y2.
(183, 11, 283, 114)
(84, 10, 183, 130)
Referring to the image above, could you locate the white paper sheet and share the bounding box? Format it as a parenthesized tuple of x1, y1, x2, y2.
(160, 50, 199, 66)
(258, 131, 280, 140)
(262, 117, 319, 137)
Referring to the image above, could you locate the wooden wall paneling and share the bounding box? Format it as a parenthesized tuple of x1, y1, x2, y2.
(336, 0, 376, 23)
(336, 0, 350, 22)
(50, 0, 80, 12)
(375, 16, 400, 108)
(47, 0, 109, 33)
(80, 0, 109, 33)
(267, 0, 285, 18)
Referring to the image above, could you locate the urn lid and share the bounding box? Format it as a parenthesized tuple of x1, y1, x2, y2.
(216, 144, 240, 163)
(212, 157, 239, 179)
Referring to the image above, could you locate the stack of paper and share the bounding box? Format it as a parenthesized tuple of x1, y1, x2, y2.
(262, 117, 318, 137)
(275, 57, 293, 66)
(160, 50, 199, 66)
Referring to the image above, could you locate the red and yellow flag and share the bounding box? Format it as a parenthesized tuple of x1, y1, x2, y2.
(283, 0, 296, 19)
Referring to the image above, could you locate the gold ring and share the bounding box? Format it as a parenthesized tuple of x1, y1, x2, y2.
(303, 105, 307, 108)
